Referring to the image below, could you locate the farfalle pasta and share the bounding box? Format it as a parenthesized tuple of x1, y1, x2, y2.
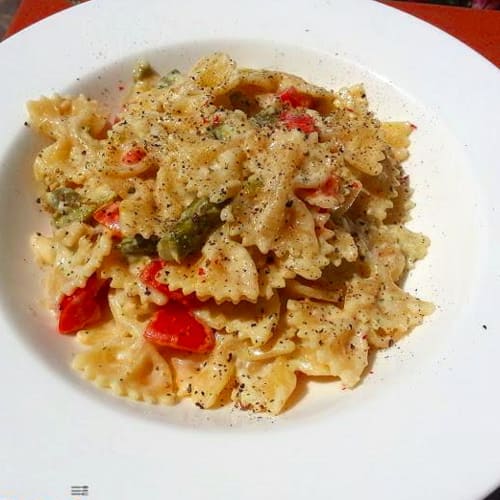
(29, 53, 433, 415)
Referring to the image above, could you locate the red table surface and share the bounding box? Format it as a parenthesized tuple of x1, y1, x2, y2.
(4, 0, 500, 67)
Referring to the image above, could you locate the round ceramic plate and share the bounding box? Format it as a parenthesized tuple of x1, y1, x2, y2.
(0, 1, 498, 499)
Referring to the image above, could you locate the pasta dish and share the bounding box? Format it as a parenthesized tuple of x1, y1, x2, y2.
(29, 53, 433, 414)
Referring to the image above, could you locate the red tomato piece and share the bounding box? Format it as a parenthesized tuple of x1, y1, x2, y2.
(121, 147, 146, 165)
(278, 86, 313, 108)
(93, 201, 121, 237)
(58, 274, 106, 334)
(144, 303, 215, 354)
(140, 260, 199, 306)
(139, 259, 170, 295)
(280, 111, 316, 133)
(320, 175, 340, 197)
(297, 175, 341, 199)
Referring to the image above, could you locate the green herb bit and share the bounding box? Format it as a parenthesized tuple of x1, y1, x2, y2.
(118, 234, 159, 256)
(132, 60, 156, 82)
(54, 205, 96, 228)
(157, 197, 227, 262)
(211, 123, 234, 141)
(46, 187, 81, 213)
(157, 69, 181, 88)
(45, 187, 95, 227)
(252, 107, 278, 127)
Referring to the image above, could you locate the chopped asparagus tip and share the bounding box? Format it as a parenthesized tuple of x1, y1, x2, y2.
(118, 234, 159, 256)
(252, 107, 278, 126)
(157, 234, 182, 262)
(46, 187, 81, 213)
(46, 187, 96, 227)
(157, 69, 181, 88)
(157, 197, 228, 262)
(54, 205, 96, 228)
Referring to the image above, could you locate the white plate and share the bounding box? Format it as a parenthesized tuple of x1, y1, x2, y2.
(0, 1, 499, 499)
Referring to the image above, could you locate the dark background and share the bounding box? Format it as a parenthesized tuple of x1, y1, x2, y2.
(0, 0, 19, 37)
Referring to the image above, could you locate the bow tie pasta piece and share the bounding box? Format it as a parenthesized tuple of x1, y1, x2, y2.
(241, 314, 297, 363)
(31, 222, 113, 306)
(313, 212, 359, 267)
(119, 178, 162, 239)
(72, 321, 176, 405)
(72, 288, 176, 404)
(29, 96, 110, 188)
(188, 335, 239, 409)
(287, 298, 370, 388)
(331, 85, 386, 176)
(381, 122, 413, 163)
(286, 279, 344, 305)
(186, 147, 245, 204)
(248, 248, 296, 300)
(272, 197, 330, 281)
(190, 53, 240, 96)
(362, 224, 430, 282)
(224, 130, 305, 254)
(28, 94, 109, 142)
(232, 357, 297, 415)
(345, 275, 434, 349)
(194, 293, 281, 347)
(158, 230, 259, 304)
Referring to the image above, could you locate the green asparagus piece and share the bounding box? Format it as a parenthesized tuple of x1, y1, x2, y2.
(46, 188, 95, 228)
(132, 60, 156, 82)
(157, 69, 181, 89)
(54, 205, 96, 228)
(118, 234, 159, 256)
(251, 107, 279, 127)
(46, 187, 81, 212)
(157, 197, 227, 262)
